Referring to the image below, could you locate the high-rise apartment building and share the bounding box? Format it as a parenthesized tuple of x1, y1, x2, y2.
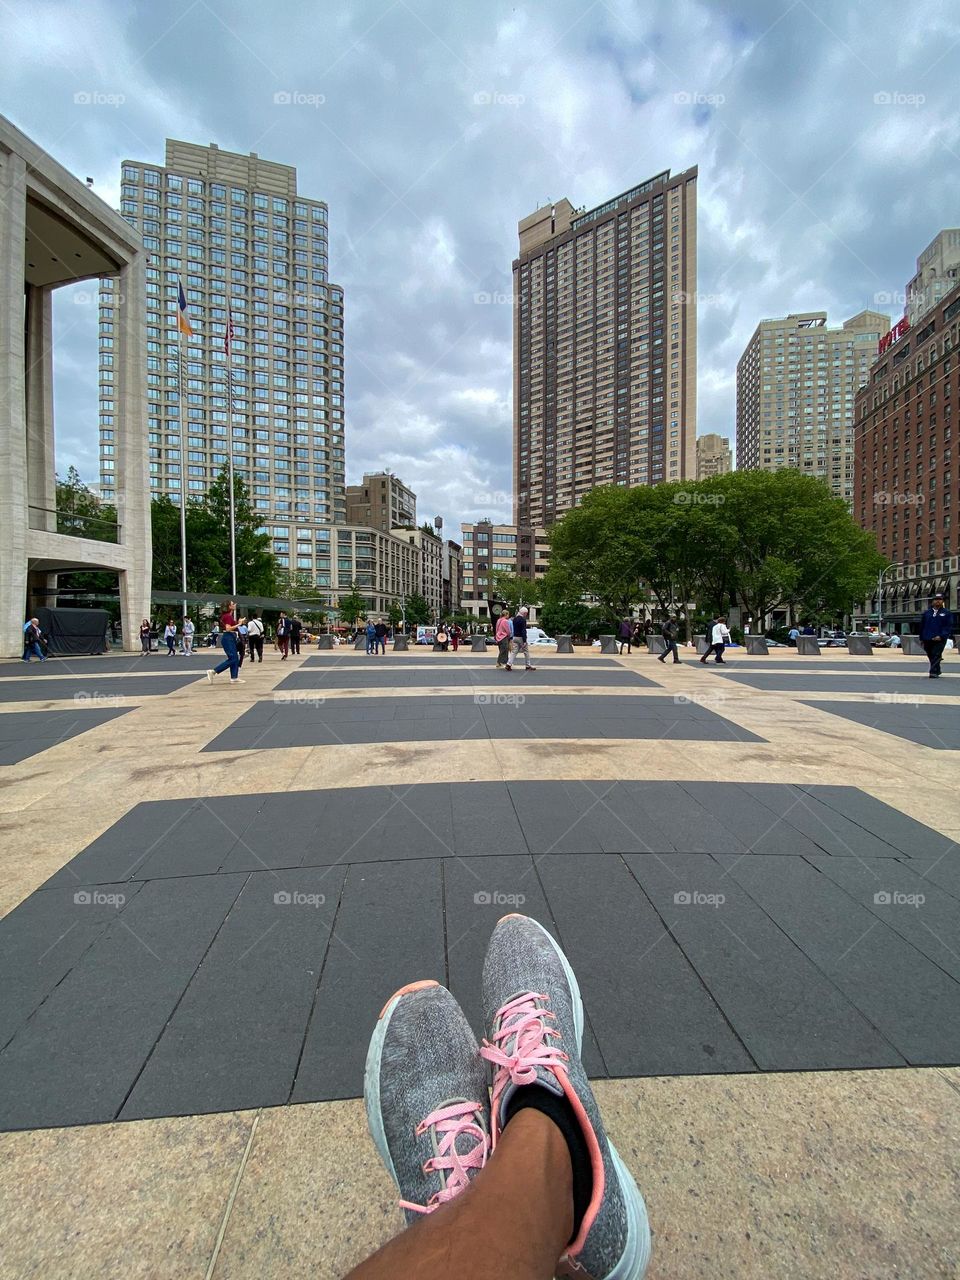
(346, 471, 416, 531)
(512, 167, 698, 527)
(695, 433, 732, 479)
(854, 283, 960, 623)
(736, 310, 888, 503)
(101, 139, 346, 576)
(906, 229, 960, 326)
(393, 524, 444, 618)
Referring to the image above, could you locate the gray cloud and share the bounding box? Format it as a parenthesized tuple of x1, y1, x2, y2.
(4, 0, 959, 532)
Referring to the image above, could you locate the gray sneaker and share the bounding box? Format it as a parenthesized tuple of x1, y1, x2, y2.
(480, 915, 651, 1280)
(364, 980, 491, 1225)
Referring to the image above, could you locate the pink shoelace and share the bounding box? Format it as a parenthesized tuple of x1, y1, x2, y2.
(480, 991, 570, 1136)
(399, 1100, 490, 1215)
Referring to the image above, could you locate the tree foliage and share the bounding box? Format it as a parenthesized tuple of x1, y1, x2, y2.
(403, 592, 430, 627)
(545, 471, 885, 629)
(335, 580, 369, 626)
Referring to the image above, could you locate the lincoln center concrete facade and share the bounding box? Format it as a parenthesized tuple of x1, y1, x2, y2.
(0, 114, 151, 656)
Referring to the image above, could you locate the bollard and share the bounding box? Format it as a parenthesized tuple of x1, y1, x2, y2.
(316, 634, 334, 650)
(846, 635, 872, 656)
(901, 635, 924, 656)
(470, 634, 487, 653)
(599, 634, 618, 655)
(745, 635, 768, 655)
(647, 635, 667, 656)
(556, 635, 574, 653)
(796, 636, 820, 655)
(354, 636, 367, 650)
(695, 634, 708, 655)
(393, 635, 409, 651)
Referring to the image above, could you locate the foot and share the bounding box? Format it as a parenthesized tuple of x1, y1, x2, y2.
(365, 981, 490, 1225)
(525, 665, 537, 671)
(229, 678, 246, 684)
(505, 665, 512, 671)
(480, 915, 651, 1279)
(205, 669, 214, 683)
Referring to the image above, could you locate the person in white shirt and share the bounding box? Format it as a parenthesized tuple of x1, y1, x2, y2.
(181, 616, 195, 655)
(163, 620, 177, 655)
(700, 616, 731, 664)
(246, 612, 265, 663)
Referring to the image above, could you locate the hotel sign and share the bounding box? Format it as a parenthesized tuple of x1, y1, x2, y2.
(878, 317, 910, 355)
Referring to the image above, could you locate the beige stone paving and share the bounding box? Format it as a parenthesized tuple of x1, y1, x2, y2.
(1, 648, 959, 1276)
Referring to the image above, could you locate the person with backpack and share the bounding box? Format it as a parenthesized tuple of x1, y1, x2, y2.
(658, 616, 681, 664)
(246, 612, 265, 663)
(494, 609, 513, 669)
(276, 612, 290, 659)
(617, 615, 633, 655)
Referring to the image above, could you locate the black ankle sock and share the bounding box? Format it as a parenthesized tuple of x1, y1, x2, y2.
(503, 1084, 592, 1242)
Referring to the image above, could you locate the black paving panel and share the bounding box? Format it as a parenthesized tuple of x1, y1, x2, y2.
(0, 706, 132, 765)
(300, 655, 618, 668)
(290, 858, 445, 1102)
(720, 672, 960, 696)
(538, 853, 756, 1076)
(716, 854, 960, 1065)
(202, 695, 763, 751)
(805, 854, 960, 984)
(0, 676, 200, 704)
(5, 781, 958, 1131)
(121, 867, 347, 1120)
(802, 699, 960, 750)
(276, 668, 656, 690)
(801, 786, 957, 861)
(625, 853, 904, 1070)
(0, 874, 245, 1130)
(0, 655, 217, 677)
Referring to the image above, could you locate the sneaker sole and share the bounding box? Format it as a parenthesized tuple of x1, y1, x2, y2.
(363, 979, 440, 1190)
(497, 914, 583, 1053)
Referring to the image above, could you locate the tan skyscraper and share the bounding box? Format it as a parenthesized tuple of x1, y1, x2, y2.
(512, 167, 698, 528)
(736, 310, 888, 504)
(695, 433, 732, 479)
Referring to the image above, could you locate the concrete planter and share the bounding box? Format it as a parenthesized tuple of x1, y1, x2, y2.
(599, 634, 618, 654)
(847, 635, 872, 656)
(393, 635, 409, 652)
(354, 636, 367, 650)
(695, 634, 708, 655)
(745, 636, 768, 655)
(316, 634, 334, 650)
(556, 635, 574, 653)
(469, 635, 487, 653)
(902, 635, 925, 656)
(647, 635, 667, 655)
(796, 636, 820, 655)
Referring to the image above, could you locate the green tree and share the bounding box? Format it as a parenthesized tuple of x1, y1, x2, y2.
(490, 572, 542, 612)
(538, 601, 607, 640)
(202, 468, 278, 596)
(403, 592, 430, 627)
(336, 580, 369, 627)
(387, 600, 405, 629)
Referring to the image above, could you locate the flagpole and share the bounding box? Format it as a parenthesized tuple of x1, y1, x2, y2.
(177, 314, 187, 619)
(226, 300, 237, 597)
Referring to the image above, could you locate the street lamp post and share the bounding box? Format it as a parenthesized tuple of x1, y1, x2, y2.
(877, 563, 901, 633)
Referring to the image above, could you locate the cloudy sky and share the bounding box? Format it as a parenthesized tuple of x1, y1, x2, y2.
(4, 0, 959, 533)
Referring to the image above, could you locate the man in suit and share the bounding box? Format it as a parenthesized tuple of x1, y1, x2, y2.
(919, 593, 954, 678)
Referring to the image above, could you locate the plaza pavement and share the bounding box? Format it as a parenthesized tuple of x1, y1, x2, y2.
(0, 643, 958, 1278)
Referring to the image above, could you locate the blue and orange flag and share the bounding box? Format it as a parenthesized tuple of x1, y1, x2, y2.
(177, 280, 193, 337)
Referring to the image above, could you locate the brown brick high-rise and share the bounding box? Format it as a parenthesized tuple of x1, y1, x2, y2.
(512, 168, 698, 528)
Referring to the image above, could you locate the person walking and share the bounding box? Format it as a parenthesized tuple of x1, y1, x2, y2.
(617, 616, 633, 655)
(236, 618, 248, 668)
(919, 592, 954, 678)
(163, 620, 177, 655)
(658, 615, 681, 664)
(787, 625, 800, 647)
(375, 620, 388, 655)
(450, 623, 462, 652)
(246, 612, 265, 663)
(181, 616, 195, 655)
(365, 620, 377, 654)
(494, 608, 513, 670)
(700, 616, 731, 664)
(289, 614, 303, 656)
(276, 611, 290, 660)
(205, 601, 246, 685)
(139, 619, 152, 654)
(505, 606, 536, 671)
(21, 617, 46, 662)
(436, 624, 449, 652)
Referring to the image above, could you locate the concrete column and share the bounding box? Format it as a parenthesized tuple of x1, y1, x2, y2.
(113, 256, 152, 650)
(0, 150, 28, 656)
(24, 284, 56, 531)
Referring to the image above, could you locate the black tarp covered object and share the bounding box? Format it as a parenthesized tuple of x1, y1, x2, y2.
(35, 607, 109, 656)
